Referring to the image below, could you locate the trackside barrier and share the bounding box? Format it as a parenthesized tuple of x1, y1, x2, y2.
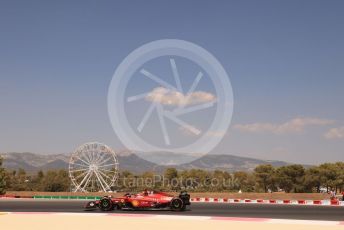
(0, 195, 101, 200)
(0, 195, 34, 199)
(32, 196, 102, 200)
(190, 198, 344, 206)
(2, 195, 106, 200)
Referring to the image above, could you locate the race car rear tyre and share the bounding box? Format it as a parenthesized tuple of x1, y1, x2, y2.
(170, 198, 185, 211)
(99, 197, 113, 211)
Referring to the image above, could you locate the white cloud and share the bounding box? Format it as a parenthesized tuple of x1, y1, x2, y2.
(145, 87, 216, 106)
(179, 126, 196, 136)
(179, 128, 227, 138)
(234, 117, 335, 134)
(178, 124, 201, 136)
(205, 130, 227, 137)
(324, 126, 344, 139)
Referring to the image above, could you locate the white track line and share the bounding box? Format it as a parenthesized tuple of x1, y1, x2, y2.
(1, 212, 343, 226)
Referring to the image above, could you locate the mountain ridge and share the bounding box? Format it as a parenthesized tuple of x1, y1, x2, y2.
(0, 152, 294, 173)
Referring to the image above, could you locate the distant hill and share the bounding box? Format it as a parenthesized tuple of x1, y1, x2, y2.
(115, 152, 160, 173)
(134, 151, 202, 165)
(40, 159, 69, 170)
(0, 152, 69, 172)
(0, 151, 160, 173)
(177, 154, 289, 171)
(0, 151, 292, 173)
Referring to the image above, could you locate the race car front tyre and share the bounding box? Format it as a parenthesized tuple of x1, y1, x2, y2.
(99, 197, 113, 211)
(170, 198, 185, 211)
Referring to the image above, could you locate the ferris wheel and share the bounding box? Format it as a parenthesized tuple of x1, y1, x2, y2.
(69, 142, 119, 192)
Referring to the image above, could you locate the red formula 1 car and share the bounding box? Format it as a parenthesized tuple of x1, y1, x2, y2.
(85, 190, 191, 211)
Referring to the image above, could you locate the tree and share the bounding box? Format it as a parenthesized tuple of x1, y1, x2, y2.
(304, 166, 321, 192)
(318, 162, 344, 193)
(275, 165, 305, 193)
(41, 170, 69, 192)
(164, 168, 179, 190)
(254, 164, 275, 192)
(4, 170, 16, 191)
(9, 168, 30, 191)
(233, 171, 255, 192)
(29, 170, 45, 191)
(121, 170, 133, 178)
(211, 170, 230, 192)
(164, 168, 178, 181)
(141, 171, 156, 190)
(318, 163, 338, 192)
(188, 169, 211, 192)
(0, 157, 6, 195)
(334, 162, 344, 192)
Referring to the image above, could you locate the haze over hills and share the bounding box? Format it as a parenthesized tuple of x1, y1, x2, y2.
(0, 152, 69, 172)
(0, 151, 292, 173)
(177, 154, 289, 171)
(0, 151, 159, 174)
(134, 151, 203, 165)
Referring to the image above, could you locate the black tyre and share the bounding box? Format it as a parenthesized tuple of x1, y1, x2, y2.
(170, 198, 185, 211)
(99, 197, 113, 211)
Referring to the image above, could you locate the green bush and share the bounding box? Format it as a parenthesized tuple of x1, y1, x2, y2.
(0, 157, 6, 195)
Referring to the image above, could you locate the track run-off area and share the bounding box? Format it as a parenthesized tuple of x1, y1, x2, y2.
(0, 199, 343, 221)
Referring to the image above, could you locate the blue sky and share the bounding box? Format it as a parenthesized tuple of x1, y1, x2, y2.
(0, 0, 343, 164)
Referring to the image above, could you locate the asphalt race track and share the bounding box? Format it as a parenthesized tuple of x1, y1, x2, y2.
(1, 199, 343, 221)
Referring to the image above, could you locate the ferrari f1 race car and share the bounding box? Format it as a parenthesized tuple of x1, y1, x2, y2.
(85, 190, 191, 211)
